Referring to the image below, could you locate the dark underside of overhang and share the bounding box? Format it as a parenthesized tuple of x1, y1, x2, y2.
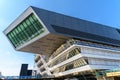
(19, 34, 70, 56)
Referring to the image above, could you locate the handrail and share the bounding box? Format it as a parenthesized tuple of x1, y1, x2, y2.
(49, 39, 120, 60)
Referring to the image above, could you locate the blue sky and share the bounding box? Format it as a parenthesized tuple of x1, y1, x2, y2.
(0, 0, 120, 76)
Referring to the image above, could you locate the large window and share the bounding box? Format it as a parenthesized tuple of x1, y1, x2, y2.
(7, 13, 45, 48)
(53, 58, 88, 73)
(67, 48, 81, 59)
(49, 48, 81, 67)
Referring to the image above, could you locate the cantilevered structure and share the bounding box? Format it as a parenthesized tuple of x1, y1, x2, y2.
(4, 6, 120, 80)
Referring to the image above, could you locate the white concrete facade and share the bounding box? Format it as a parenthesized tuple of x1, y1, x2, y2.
(35, 39, 120, 77)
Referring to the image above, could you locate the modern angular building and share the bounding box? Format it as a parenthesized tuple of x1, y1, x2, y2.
(4, 6, 120, 80)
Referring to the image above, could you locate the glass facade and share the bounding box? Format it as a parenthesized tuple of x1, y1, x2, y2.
(53, 58, 88, 73)
(50, 39, 120, 59)
(7, 13, 45, 48)
(49, 48, 81, 67)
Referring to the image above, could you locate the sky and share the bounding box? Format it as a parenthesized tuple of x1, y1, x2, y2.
(0, 0, 120, 76)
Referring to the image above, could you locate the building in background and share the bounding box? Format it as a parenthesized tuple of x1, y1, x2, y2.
(19, 64, 28, 76)
(4, 6, 120, 80)
(19, 64, 36, 77)
(20, 64, 36, 76)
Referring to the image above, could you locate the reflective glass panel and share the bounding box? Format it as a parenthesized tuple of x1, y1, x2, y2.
(7, 13, 45, 48)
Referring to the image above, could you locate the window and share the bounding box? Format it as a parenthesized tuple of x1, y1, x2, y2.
(7, 13, 45, 48)
(67, 48, 80, 59)
(49, 48, 81, 68)
(53, 58, 88, 73)
(73, 58, 88, 68)
(65, 63, 74, 71)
